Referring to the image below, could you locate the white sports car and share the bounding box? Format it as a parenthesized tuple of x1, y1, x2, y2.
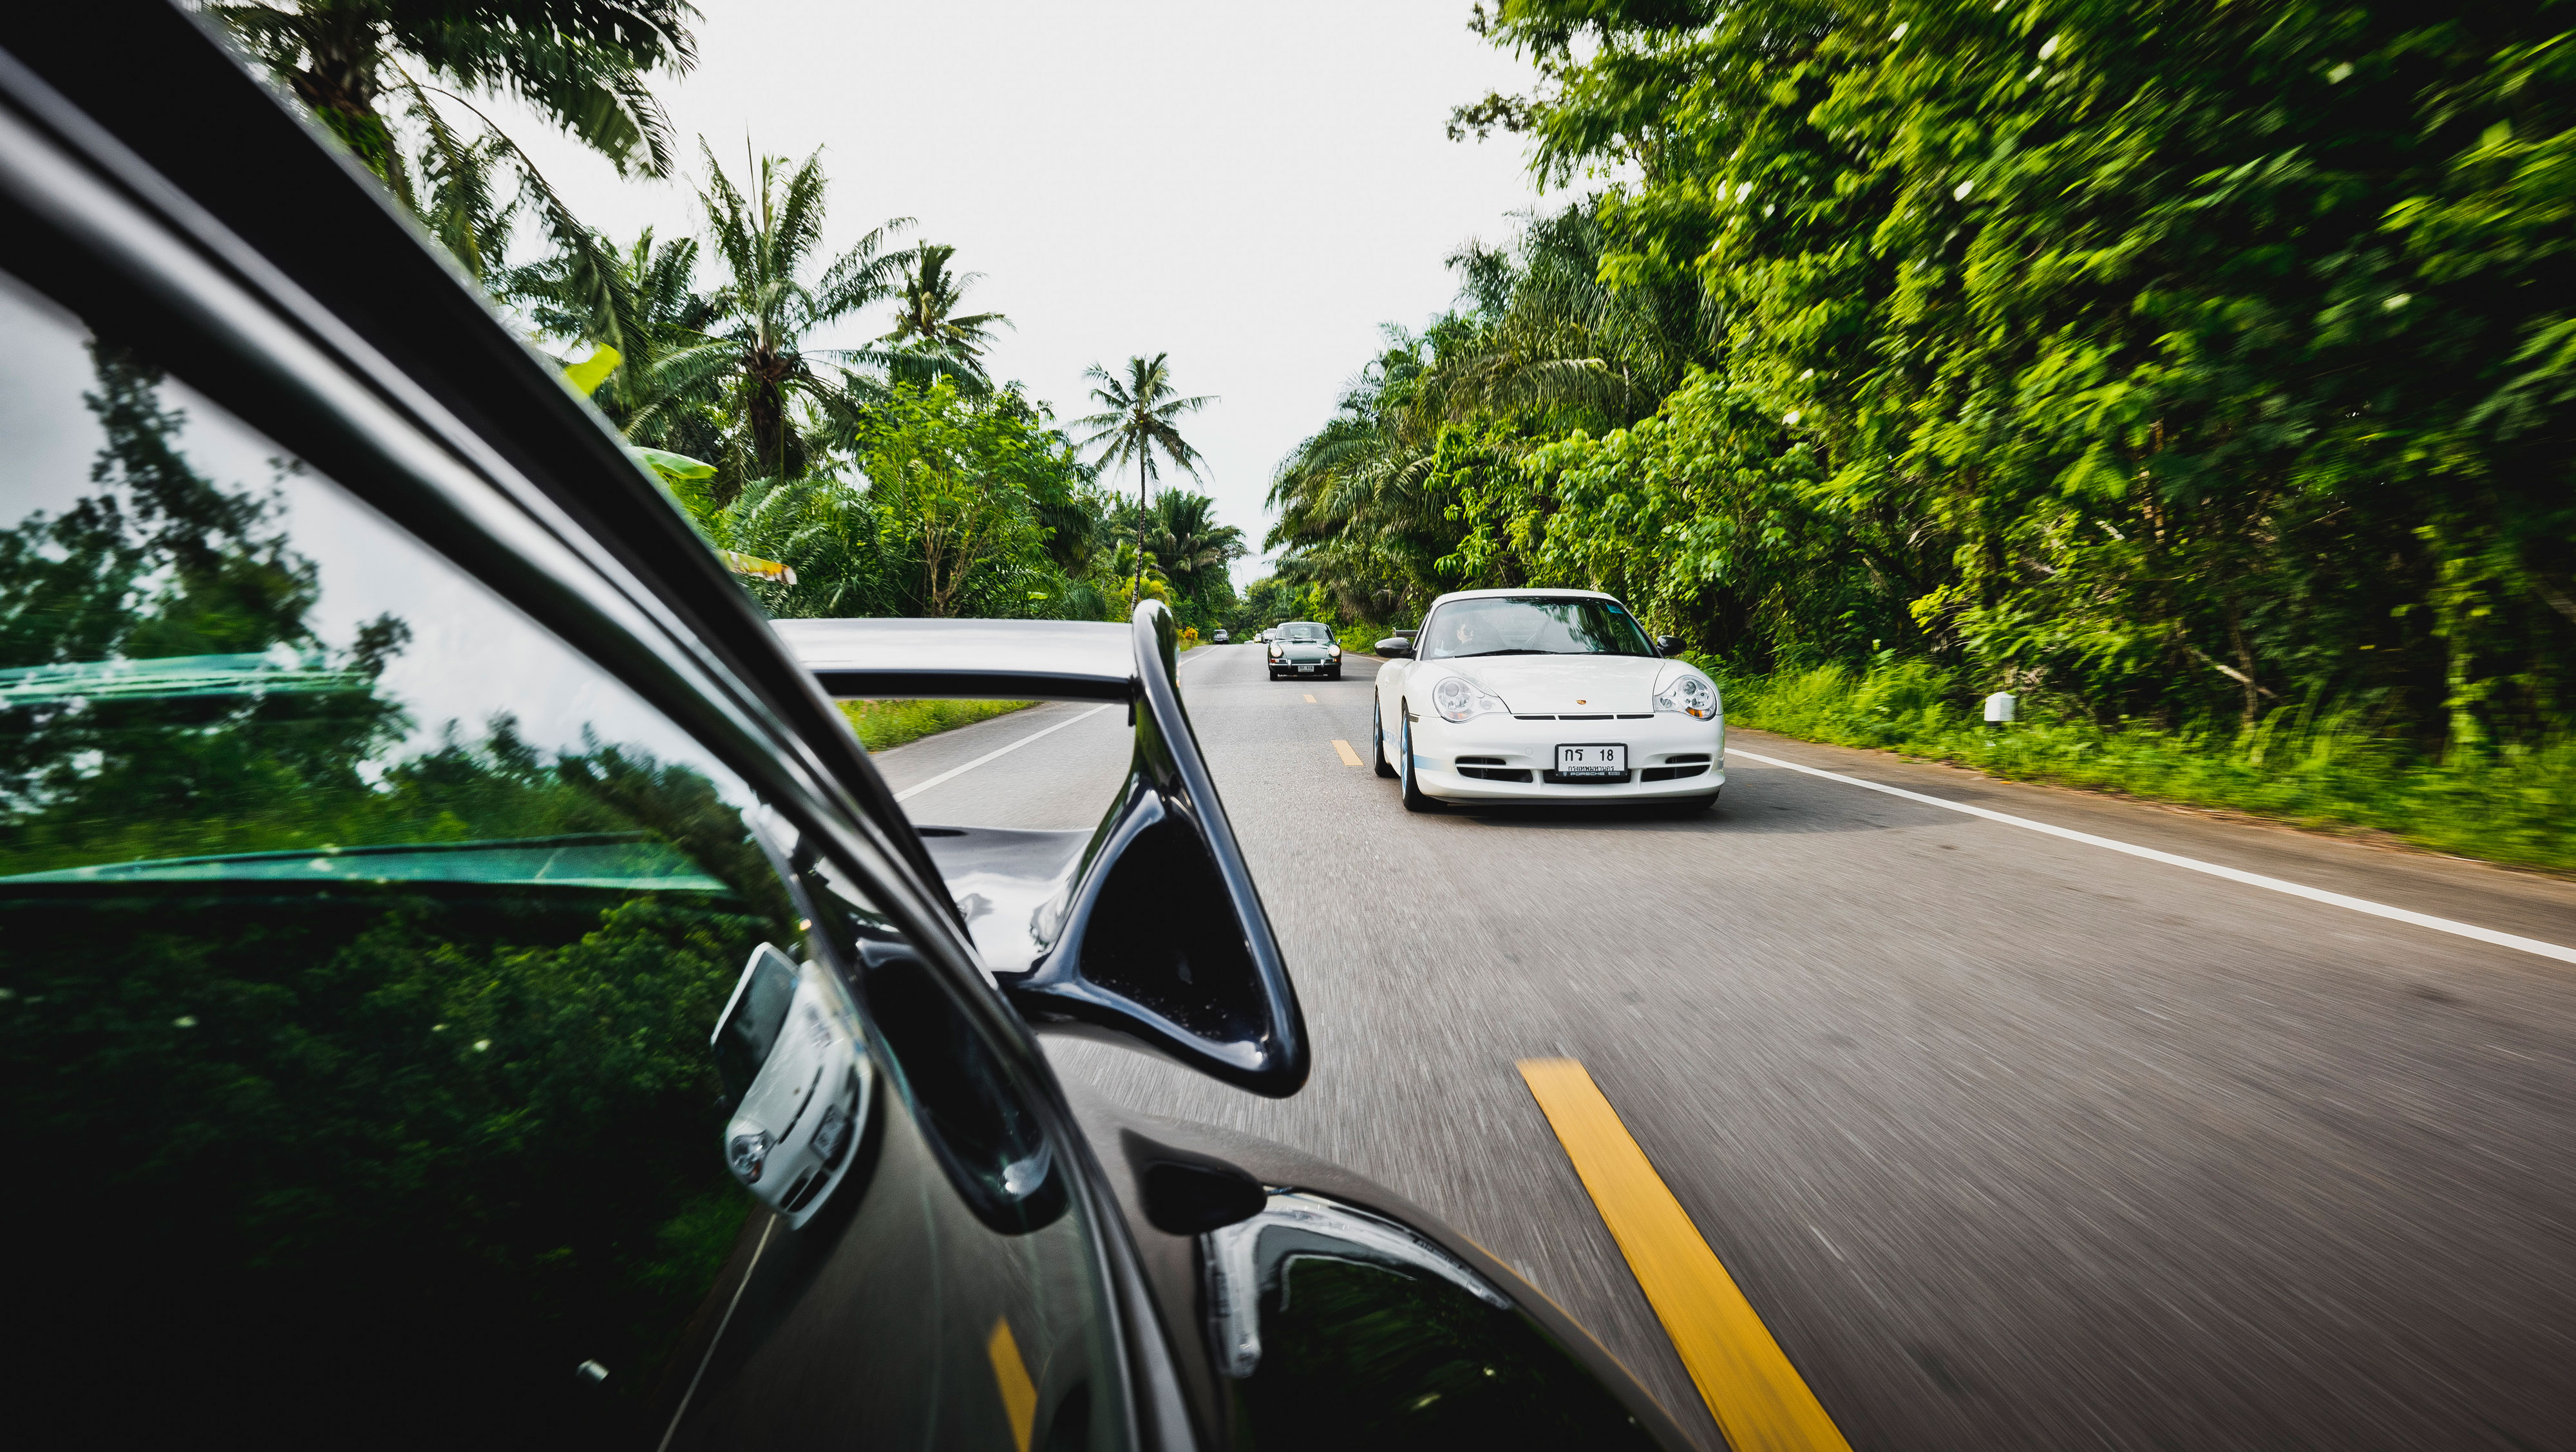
(1368, 589, 1723, 812)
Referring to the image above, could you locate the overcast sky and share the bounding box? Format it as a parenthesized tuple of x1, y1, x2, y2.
(496, 0, 1554, 588)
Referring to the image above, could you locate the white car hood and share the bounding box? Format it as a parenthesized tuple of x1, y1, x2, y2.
(1438, 654, 1667, 714)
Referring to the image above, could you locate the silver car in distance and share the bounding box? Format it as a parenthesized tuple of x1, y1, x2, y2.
(1267, 621, 1343, 681)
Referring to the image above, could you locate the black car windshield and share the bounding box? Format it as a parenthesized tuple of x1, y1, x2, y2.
(1420, 597, 1655, 659)
(1284, 623, 1333, 642)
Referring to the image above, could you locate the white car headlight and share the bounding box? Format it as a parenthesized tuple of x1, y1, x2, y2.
(1653, 671, 1720, 720)
(1432, 674, 1507, 723)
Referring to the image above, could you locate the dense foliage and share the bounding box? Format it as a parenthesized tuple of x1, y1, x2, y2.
(1270, 0, 2576, 762)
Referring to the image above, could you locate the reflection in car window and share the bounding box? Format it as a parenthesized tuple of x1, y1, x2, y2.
(1283, 623, 1332, 642)
(1419, 596, 1655, 660)
(0, 276, 1113, 1449)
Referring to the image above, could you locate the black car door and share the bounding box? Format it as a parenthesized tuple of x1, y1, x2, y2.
(0, 48, 1137, 1452)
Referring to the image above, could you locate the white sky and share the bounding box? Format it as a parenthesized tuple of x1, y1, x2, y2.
(493, 0, 1553, 589)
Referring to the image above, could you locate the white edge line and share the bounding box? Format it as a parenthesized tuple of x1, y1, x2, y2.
(892, 702, 1115, 802)
(1728, 747, 2576, 966)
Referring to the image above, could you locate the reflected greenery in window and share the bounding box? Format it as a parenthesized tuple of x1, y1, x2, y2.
(1, 341, 790, 1442)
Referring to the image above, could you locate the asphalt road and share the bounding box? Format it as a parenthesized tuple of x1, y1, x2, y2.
(871, 645, 2576, 1451)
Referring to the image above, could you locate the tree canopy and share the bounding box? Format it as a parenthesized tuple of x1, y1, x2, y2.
(1269, 0, 2576, 753)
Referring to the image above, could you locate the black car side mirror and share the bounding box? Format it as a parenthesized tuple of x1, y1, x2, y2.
(1374, 637, 1413, 658)
(1654, 634, 1683, 655)
(776, 603, 1309, 1096)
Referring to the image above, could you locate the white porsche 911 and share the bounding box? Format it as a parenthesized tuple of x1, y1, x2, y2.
(1368, 589, 1723, 812)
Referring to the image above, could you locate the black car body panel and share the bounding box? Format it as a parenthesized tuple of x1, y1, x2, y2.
(0, 7, 1700, 1450)
(1066, 1084, 1698, 1450)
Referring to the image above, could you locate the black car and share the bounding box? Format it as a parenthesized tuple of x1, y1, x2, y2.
(0, 9, 1696, 1451)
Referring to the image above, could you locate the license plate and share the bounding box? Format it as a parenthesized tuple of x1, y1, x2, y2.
(1555, 743, 1627, 775)
(1298, 665, 1316, 672)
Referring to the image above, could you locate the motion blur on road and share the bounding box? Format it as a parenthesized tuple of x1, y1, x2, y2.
(876, 645, 2576, 1451)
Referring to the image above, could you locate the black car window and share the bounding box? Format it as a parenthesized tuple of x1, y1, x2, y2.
(0, 274, 1117, 1451)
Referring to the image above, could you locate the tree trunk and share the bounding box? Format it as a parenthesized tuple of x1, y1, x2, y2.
(296, 19, 405, 193)
(2227, 605, 2259, 735)
(741, 350, 800, 496)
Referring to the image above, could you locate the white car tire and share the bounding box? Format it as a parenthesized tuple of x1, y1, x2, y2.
(1372, 698, 1397, 778)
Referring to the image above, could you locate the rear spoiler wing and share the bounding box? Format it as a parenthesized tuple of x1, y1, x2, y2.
(772, 604, 1307, 1097)
(772, 617, 1137, 702)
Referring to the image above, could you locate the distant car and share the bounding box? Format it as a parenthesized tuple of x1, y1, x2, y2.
(1370, 589, 1722, 813)
(1212, 628, 1230, 643)
(1267, 621, 1342, 680)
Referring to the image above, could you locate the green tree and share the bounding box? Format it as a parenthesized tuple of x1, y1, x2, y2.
(1264, 207, 1705, 623)
(880, 244, 1010, 394)
(504, 226, 732, 464)
(1075, 354, 1215, 607)
(1112, 491, 1245, 621)
(212, 0, 696, 279)
(696, 144, 914, 494)
(710, 383, 1101, 622)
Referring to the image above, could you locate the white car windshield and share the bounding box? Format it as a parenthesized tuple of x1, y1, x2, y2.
(1419, 597, 1655, 659)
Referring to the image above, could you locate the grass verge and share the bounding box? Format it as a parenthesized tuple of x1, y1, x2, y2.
(837, 699, 1033, 753)
(1700, 657, 2576, 874)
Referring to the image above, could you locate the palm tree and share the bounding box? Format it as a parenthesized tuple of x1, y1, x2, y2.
(502, 226, 733, 465)
(1142, 491, 1249, 607)
(1262, 204, 1710, 618)
(212, 1, 695, 270)
(881, 244, 1010, 393)
(696, 144, 914, 491)
(1075, 354, 1215, 606)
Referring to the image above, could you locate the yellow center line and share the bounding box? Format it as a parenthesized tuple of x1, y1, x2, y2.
(1304, 692, 1318, 702)
(1518, 1058, 1852, 1452)
(1331, 739, 1364, 767)
(987, 1317, 1037, 1452)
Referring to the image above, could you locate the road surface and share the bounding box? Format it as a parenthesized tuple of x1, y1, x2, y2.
(871, 645, 2576, 1450)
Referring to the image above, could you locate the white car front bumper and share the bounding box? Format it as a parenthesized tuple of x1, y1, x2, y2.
(1407, 710, 1724, 802)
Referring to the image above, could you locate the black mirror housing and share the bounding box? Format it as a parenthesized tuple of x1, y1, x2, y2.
(1654, 634, 1684, 655)
(1374, 637, 1413, 657)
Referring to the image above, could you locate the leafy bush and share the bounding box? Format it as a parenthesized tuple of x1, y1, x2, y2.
(1715, 660, 2576, 872)
(1338, 623, 1392, 654)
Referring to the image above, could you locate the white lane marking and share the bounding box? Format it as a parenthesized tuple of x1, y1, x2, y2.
(893, 704, 1114, 802)
(1728, 747, 2576, 965)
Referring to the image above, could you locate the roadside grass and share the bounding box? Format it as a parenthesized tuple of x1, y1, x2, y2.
(837, 699, 1033, 752)
(1701, 657, 2576, 873)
